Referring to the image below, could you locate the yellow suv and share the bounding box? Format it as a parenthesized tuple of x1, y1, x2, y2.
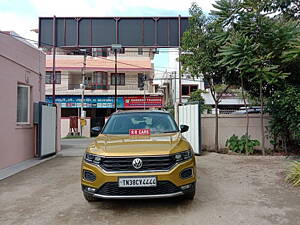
(81, 110, 196, 201)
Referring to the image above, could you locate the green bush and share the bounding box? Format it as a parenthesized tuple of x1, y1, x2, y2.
(286, 161, 300, 186)
(226, 135, 260, 154)
(266, 86, 300, 151)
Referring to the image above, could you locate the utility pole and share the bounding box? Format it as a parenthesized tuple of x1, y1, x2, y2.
(52, 15, 56, 104)
(172, 71, 176, 104)
(114, 48, 118, 112)
(80, 50, 87, 136)
(111, 44, 122, 112)
(178, 15, 182, 104)
(143, 74, 146, 110)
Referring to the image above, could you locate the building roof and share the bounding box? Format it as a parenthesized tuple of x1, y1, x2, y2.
(46, 55, 152, 71)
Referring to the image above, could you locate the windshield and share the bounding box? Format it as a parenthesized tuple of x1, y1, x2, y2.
(102, 112, 179, 135)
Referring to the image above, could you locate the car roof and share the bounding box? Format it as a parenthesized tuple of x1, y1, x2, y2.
(112, 110, 169, 115)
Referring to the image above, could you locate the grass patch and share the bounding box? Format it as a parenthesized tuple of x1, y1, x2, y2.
(286, 161, 300, 186)
(62, 135, 88, 139)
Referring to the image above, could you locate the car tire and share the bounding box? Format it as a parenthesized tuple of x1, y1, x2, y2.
(83, 192, 99, 202)
(184, 184, 196, 200)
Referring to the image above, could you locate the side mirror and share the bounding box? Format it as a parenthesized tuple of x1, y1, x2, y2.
(180, 125, 189, 133)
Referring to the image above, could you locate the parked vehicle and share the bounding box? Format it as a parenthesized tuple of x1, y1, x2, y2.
(231, 106, 261, 114)
(81, 110, 196, 201)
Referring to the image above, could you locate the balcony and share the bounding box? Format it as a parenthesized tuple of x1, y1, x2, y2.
(68, 83, 109, 90)
(85, 83, 109, 90)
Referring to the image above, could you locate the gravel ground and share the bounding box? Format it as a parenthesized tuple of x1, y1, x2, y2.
(0, 152, 299, 225)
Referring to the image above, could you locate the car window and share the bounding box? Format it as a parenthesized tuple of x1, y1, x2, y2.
(102, 112, 179, 134)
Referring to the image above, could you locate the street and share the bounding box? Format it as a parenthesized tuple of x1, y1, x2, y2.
(0, 139, 299, 225)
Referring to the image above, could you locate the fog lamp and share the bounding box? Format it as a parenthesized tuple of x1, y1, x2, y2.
(181, 184, 191, 190)
(86, 187, 96, 193)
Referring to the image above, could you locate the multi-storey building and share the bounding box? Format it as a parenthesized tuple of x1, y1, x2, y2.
(45, 48, 163, 131)
(156, 49, 244, 113)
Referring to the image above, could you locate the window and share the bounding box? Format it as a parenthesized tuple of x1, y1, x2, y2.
(93, 72, 108, 89)
(204, 79, 210, 89)
(17, 84, 30, 124)
(190, 85, 198, 93)
(92, 48, 108, 57)
(138, 48, 143, 55)
(182, 85, 189, 96)
(111, 73, 125, 85)
(181, 85, 198, 96)
(94, 72, 108, 85)
(102, 112, 178, 134)
(138, 73, 146, 89)
(84, 76, 92, 85)
(45, 71, 61, 84)
(119, 48, 125, 54)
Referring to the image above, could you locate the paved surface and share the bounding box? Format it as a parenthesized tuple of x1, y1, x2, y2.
(59, 138, 95, 156)
(0, 139, 299, 225)
(0, 156, 56, 181)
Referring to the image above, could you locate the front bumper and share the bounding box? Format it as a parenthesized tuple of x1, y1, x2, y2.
(81, 157, 196, 199)
(92, 191, 184, 199)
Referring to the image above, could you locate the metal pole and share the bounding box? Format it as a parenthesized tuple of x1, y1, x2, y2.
(169, 73, 172, 105)
(144, 74, 146, 110)
(80, 52, 87, 136)
(52, 15, 56, 104)
(114, 49, 118, 111)
(173, 71, 176, 104)
(178, 15, 182, 104)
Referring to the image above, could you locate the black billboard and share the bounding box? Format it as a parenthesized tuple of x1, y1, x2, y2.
(39, 16, 189, 48)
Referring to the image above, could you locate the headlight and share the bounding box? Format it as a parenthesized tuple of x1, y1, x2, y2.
(84, 153, 102, 165)
(174, 149, 193, 162)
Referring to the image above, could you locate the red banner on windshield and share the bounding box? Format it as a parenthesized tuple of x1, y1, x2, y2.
(129, 129, 151, 136)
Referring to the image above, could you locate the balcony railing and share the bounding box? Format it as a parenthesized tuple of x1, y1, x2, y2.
(68, 83, 109, 90)
(85, 83, 109, 90)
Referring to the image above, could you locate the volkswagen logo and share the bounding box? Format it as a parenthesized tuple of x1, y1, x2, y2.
(132, 158, 143, 169)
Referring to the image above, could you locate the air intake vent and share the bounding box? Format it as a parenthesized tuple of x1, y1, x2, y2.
(83, 170, 96, 182)
(180, 168, 193, 179)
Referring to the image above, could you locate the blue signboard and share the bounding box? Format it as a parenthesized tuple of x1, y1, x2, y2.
(46, 96, 124, 108)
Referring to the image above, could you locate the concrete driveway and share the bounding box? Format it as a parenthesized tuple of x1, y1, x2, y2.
(59, 138, 95, 156)
(0, 139, 299, 225)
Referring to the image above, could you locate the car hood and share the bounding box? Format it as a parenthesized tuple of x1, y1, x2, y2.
(87, 132, 191, 156)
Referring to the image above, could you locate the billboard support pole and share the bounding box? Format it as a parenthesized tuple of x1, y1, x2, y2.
(114, 48, 118, 112)
(178, 15, 182, 105)
(52, 15, 56, 104)
(112, 42, 122, 112)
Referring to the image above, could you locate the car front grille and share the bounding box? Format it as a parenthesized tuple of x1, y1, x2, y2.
(100, 155, 177, 172)
(97, 181, 180, 196)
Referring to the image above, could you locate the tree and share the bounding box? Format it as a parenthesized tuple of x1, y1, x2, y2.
(188, 89, 205, 104)
(180, 3, 238, 152)
(188, 89, 211, 113)
(212, 0, 300, 154)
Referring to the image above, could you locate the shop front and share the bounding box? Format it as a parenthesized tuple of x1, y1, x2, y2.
(46, 95, 164, 136)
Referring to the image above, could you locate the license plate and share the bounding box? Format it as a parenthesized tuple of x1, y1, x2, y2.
(118, 176, 157, 188)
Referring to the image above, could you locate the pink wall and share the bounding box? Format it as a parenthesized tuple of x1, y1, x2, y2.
(0, 33, 46, 169)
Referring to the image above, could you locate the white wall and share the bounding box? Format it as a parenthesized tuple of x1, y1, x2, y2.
(61, 118, 91, 138)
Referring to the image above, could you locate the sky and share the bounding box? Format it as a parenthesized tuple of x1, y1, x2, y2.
(0, 0, 216, 70)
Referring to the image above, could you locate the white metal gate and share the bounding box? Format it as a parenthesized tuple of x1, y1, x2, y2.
(179, 103, 201, 155)
(35, 102, 57, 158)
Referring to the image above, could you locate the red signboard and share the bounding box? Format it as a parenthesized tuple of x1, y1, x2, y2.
(129, 129, 151, 136)
(124, 96, 163, 108)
